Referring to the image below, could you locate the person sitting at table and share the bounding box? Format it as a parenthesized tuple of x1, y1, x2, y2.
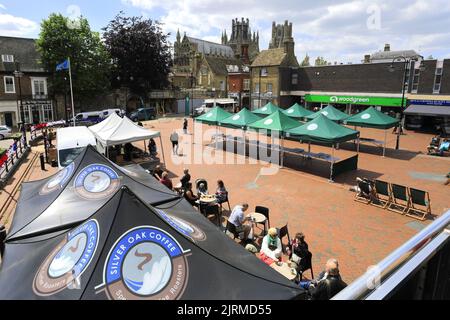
(184, 182, 199, 207)
(286, 232, 310, 273)
(215, 180, 228, 204)
(259, 228, 283, 266)
(299, 259, 347, 300)
(229, 203, 252, 241)
(438, 139, 450, 156)
(197, 183, 208, 197)
(153, 165, 164, 180)
(148, 138, 157, 157)
(159, 172, 173, 190)
(180, 168, 191, 190)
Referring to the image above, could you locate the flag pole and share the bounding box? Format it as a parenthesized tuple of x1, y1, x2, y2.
(68, 57, 75, 127)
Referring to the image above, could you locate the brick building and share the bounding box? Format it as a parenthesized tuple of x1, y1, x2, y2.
(0, 36, 55, 128)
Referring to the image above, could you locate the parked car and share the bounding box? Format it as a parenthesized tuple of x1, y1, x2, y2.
(70, 112, 103, 126)
(101, 108, 125, 119)
(0, 125, 12, 140)
(129, 108, 156, 122)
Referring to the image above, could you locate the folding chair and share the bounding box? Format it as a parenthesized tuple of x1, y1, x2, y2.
(204, 204, 222, 227)
(218, 192, 231, 212)
(254, 206, 270, 236)
(354, 178, 374, 204)
(372, 180, 392, 209)
(224, 217, 239, 240)
(387, 184, 410, 215)
(278, 225, 291, 255)
(406, 188, 431, 221)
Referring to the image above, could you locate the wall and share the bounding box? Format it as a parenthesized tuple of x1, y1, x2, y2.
(250, 66, 280, 105)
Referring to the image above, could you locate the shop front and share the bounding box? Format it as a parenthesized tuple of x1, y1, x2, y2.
(22, 100, 54, 125)
(304, 93, 406, 114)
(404, 96, 450, 132)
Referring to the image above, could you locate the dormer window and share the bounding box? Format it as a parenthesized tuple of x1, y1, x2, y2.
(1, 54, 14, 63)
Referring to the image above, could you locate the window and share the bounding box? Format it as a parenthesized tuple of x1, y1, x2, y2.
(255, 84, 260, 93)
(292, 73, 298, 85)
(220, 80, 225, 91)
(31, 78, 47, 98)
(42, 105, 53, 122)
(243, 79, 250, 91)
(266, 83, 273, 93)
(1, 55, 14, 63)
(4, 76, 15, 93)
(411, 68, 421, 93)
(433, 67, 443, 94)
(261, 68, 268, 76)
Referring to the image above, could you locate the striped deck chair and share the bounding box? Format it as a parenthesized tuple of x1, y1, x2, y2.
(387, 184, 410, 215)
(406, 188, 431, 221)
(372, 180, 392, 209)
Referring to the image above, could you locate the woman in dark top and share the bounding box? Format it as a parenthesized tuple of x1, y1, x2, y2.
(287, 233, 310, 272)
(180, 169, 191, 189)
(184, 183, 199, 207)
(215, 180, 228, 204)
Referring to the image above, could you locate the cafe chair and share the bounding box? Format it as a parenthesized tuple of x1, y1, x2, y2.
(278, 224, 291, 255)
(224, 217, 239, 240)
(406, 188, 431, 221)
(372, 180, 392, 209)
(387, 184, 410, 215)
(218, 191, 231, 212)
(204, 205, 222, 227)
(255, 206, 270, 236)
(298, 251, 314, 282)
(354, 178, 374, 204)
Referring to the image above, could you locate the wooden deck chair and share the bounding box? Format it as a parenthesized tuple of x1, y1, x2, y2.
(387, 184, 410, 215)
(406, 188, 431, 221)
(372, 180, 392, 209)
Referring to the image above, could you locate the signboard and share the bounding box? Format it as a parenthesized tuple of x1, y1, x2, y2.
(409, 99, 450, 107)
(305, 94, 406, 107)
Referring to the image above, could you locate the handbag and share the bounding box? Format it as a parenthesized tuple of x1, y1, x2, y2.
(291, 252, 302, 265)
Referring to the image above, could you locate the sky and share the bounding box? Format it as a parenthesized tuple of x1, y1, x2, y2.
(1, 0, 450, 64)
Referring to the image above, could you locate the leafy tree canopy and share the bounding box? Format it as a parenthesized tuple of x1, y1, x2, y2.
(315, 56, 328, 66)
(102, 12, 173, 97)
(36, 14, 111, 102)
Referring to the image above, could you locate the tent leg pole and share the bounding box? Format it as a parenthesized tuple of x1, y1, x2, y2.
(281, 137, 284, 168)
(383, 130, 387, 157)
(160, 136, 166, 168)
(330, 146, 335, 183)
(357, 137, 360, 154)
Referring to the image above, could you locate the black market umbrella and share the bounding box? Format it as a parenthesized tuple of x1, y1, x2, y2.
(0, 187, 305, 300)
(7, 145, 179, 242)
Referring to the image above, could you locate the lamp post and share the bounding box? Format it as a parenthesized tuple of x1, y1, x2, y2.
(190, 73, 196, 118)
(258, 67, 262, 108)
(388, 57, 425, 150)
(13, 62, 27, 147)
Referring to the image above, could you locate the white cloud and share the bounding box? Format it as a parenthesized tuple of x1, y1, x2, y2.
(0, 4, 6, 10)
(120, 0, 450, 63)
(0, 13, 38, 37)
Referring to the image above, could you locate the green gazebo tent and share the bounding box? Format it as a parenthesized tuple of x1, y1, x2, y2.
(282, 103, 314, 120)
(305, 105, 350, 123)
(286, 114, 360, 181)
(194, 107, 233, 146)
(344, 107, 399, 156)
(252, 102, 280, 116)
(219, 107, 262, 129)
(248, 110, 303, 167)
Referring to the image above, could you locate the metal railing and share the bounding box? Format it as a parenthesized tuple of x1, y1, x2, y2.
(0, 138, 27, 181)
(332, 210, 450, 300)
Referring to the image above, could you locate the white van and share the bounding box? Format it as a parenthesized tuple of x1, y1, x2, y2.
(101, 109, 125, 119)
(71, 111, 103, 124)
(56, 127, 96, 169)
(194, 99, 237, 115)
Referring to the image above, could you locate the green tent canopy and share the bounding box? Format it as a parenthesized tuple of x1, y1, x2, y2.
(282, 103, 314, 119)
(286, 114, 359, 144)
(248, 110, 302, 134)
(252, 102, 280, 116)
(344, 107, 399, 129)
(219, 107, 261, 129)
(195, 107, 233, 125)
(305, 105, 350, 122)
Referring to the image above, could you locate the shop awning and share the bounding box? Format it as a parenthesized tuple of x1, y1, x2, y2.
(404, 105, 450, 117)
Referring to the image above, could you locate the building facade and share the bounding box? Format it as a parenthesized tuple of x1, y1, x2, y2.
(250, 20, 299, 108)
(221, 18, 260, 64)
(0, 36, 55, 128)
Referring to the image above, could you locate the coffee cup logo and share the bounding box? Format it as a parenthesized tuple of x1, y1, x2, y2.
(74, 164, 120, 200)
(40, 162, 74, 195)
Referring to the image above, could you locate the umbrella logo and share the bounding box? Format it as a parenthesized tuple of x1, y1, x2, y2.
(321, 111, 329, 116)
(40, 162, 74, 195)
(206, 113, 213, 118)
(262, 107, 268, 112)
(307, 124, 319, 131)
(361, 114, 371, 120)
(264, 119, 274, 125)
(98, 227, 190, 300)
(232, 115, 240, 121)
(156, 209, 206, 242)
(287, 109, 294, 114)
(33, 220, 99, 296)
(74, 164, 121, 200)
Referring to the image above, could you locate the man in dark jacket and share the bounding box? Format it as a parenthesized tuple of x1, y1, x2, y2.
(301, 259, 347, 300)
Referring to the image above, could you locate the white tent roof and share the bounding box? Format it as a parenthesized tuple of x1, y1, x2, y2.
(89, 112, 123, 134)
(91, 115, 160, 147)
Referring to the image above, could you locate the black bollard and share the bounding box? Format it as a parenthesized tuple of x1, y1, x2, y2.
(0, 224, 6, 258)
(40, 153, 45, 171)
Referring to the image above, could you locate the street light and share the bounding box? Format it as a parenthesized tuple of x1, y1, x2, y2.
(13, 62, 27, 147)
(388, 56, 425, 150)
(190, 73, 196, 118)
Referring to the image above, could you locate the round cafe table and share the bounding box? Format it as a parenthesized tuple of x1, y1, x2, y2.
(248, 212, 267, 224)
(270, 262, 297, 281)
(199, 195, 217, 204)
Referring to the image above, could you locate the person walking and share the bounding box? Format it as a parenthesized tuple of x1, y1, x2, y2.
(183, 118, 188, 135)
(170, 131, 179, 155)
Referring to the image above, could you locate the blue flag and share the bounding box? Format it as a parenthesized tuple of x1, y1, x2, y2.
(56, 59, 69, 71)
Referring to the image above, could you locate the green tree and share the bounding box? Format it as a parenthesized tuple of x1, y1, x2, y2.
(301, 53, 310, 66)
(102, 13, 173, 101)
(315, 56, 328, 66)
(36, 14, 111, 106)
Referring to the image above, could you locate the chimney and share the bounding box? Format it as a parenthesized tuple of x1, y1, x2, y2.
(364, 54, 371, 63)
(384, 44, 390, 52)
